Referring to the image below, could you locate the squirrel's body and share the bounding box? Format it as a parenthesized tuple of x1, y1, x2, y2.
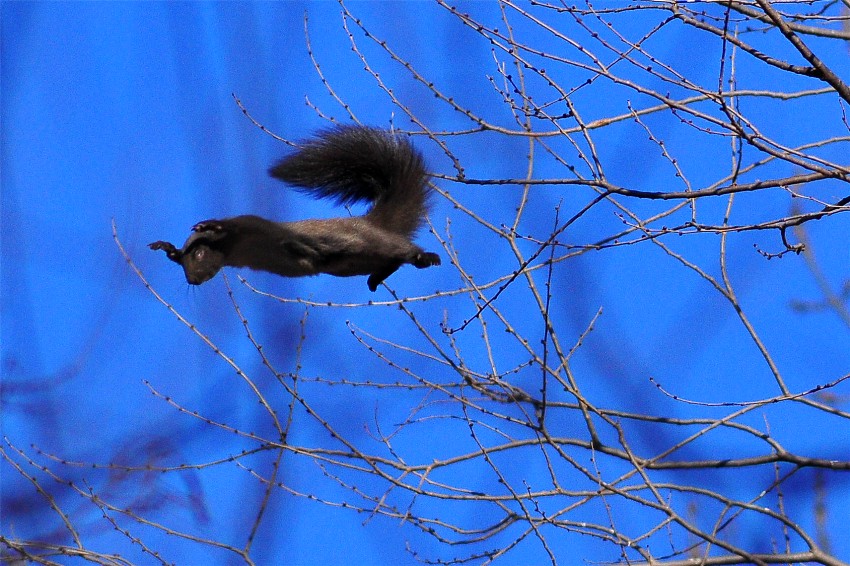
(150, 126, 440, 291)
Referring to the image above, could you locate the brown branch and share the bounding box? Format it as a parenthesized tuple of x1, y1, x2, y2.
(753, 0, 850, 104)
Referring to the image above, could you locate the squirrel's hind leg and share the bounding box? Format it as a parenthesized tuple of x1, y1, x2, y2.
(412, 252, 441, 269)
(367, 263, 402, 292)
(366, 251, 441, 291)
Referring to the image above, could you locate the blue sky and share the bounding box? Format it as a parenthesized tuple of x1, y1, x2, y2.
(3, 2, 850, 564)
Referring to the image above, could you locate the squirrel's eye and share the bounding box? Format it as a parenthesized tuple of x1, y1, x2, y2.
(194, 248, 205, 260)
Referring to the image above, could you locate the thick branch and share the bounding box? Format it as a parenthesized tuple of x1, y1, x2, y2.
(754, 0, 850, 103)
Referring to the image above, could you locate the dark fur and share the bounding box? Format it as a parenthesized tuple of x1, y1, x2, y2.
(149, 126, 440, 291)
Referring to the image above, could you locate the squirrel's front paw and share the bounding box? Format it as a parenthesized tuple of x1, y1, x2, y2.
(192, 220, 226, 233)
(148, 241, 175, 252)
(148, 240, 183, 263)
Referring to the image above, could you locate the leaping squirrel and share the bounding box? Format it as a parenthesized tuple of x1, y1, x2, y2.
(149, 125, 440, 291)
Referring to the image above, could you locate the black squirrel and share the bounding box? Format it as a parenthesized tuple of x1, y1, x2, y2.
(149, 125, 440, 291)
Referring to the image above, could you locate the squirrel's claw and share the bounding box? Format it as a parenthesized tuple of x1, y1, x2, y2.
(192, 220, 225, 233)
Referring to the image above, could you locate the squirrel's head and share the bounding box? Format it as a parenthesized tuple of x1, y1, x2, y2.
(181, 241, 225, 285)
(149, 230, 226, 285)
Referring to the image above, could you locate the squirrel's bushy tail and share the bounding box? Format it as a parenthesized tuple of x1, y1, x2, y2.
(269, 125, 430, 238)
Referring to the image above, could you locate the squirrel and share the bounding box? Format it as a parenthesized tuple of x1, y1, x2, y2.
(149, 125, 440, 291)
